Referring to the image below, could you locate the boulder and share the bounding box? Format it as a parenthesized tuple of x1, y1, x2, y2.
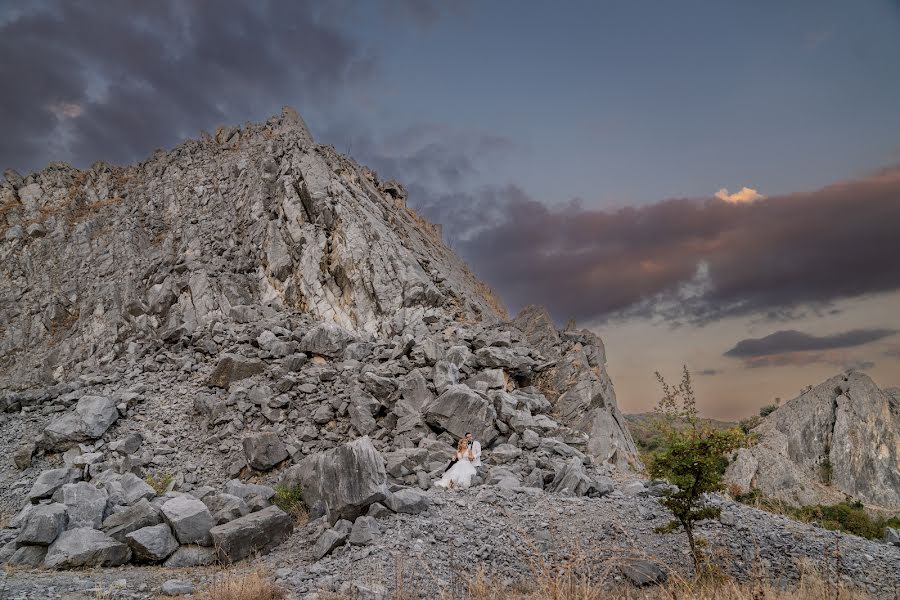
(7, 545, 48, 567)
(300, 323, 355, 358)
(209, 506, 293, 564)
(422, 385, 498, 445)
(44, 528, 131, 568)
(28, 468, 82, 502)
(491, 443, 523, 464)
(383, 488, 430, 514)
(206, 353, 265, 388)
(885, 527, 900, 547)
(203, 493, 250, 525)
(163, 544, 217, 567)
(102, 498, 162, 542)
(43, 396, 120, 449)
(160, 496, 215, 546)
(126, 523, 179, 562)
(16, 503, 68, 545)
(548, 458, 612, 497)
(161, 580, 195, 596)
(475, 346, 535, 371)
(242, 431, 288, 471)
(281, 437, 388, 524)
(622, 559, 667, 587)
(61, 482, 108, 529)
(349, 515, 380, 546)
(120, 472, 157, 505)
(223, 479, 275, 509)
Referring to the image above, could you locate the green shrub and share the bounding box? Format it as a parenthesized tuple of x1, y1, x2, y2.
(273, 484, 307, 524)
(145, 472, 174, 495)
(759, 404, 778, 417)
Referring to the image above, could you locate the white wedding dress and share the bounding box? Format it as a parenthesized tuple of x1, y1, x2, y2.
(434, 452, 477, 489)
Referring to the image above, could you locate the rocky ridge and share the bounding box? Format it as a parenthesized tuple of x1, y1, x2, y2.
(726, 371, 900, 510)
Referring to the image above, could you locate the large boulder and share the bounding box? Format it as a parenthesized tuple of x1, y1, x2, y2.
(311, 519, 352, 560)
(44, 528, 131, 568)
(548, 457, 614, 497)
(300, 323, 355, 358)
(28, 468, 82, 502)
(43, 396, 120, 449)
(206, 353, 265, 388)
(160, 496, 215, 546)
(725, 372, 900, 509)
(61, 482, 108, 529)
(102, 498, 162, 542)
(126, 523, 179, 562)
(383, 488, 430, 514)
(163, 544, 217, 568)
(16, 503, 68, 546)
(422, 385, 498, 445)
(209, 506, 293, 564)
(242, 432, 288, 471)
(281, 437, 387, 524)
(203, 493, 250, 525)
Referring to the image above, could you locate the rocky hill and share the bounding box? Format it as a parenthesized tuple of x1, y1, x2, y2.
(726, 371, 900, 511)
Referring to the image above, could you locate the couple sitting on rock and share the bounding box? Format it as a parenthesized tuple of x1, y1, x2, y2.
(434, 432, 482, 489)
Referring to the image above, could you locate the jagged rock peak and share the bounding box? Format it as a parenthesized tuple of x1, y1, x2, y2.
(0, 107, 506, 388)
(726, 371, 900, 510)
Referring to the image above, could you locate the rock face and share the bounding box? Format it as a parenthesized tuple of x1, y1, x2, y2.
(726, 371, 900, 509)
(281, 437, 388, 523)
(44, 528, 131, 568)
(0, 107, 505, 389)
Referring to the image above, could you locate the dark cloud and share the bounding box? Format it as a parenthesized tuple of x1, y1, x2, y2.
(407, 168, 900, 324)
(724, 328, 897, 358)
(697, 369, 721, 376)
(0, 1, 376, 173)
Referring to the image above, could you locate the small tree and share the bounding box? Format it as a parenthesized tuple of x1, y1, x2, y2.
(648, 366, 746, 576)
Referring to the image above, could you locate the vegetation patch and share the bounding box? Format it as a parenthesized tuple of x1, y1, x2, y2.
(273, 483, 308, 525)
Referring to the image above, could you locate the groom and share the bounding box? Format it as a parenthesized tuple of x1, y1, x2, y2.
(465, 432, 482, 474)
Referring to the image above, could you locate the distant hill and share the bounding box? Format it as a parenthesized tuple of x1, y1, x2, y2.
(623, 412, 738, 454)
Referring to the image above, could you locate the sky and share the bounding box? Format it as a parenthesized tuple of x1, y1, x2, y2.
(2, 0, 899, 419)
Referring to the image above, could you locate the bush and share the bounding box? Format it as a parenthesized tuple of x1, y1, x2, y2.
(145, 472, 174, 495)
(273, 484, 307, 525)
(759, 404, 778, 417)
(648, 366, 747, 576)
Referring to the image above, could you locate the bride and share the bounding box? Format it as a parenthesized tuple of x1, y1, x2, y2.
(434, 438, 477, 489)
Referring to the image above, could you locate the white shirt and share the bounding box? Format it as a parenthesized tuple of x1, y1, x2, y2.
(469, 440, 481, 467)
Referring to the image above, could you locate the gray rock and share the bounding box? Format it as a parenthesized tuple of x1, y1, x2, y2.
(203, 493, 250, 525)
(622, 559, 667, 586)
(384, 488, 430, 514)
(206, 353, 265, 388)
(885, 527, 900, 546)
(102, 498, 162, 542)
(120, 472, 157, 505)
(366, 502, 392, 519)
(17, 503, 68, 545)
(311, 519, 352, 560)
(61, 482, 108, 529)
(522, 429, 540, 450)
(431, 360, 460, 394)
(491, 443, 523, 464)
(548, 458, 610, 497)
(160, 495, 215, 546)
(349, 515, 380, 546)
(281, 437, 387, 524)
(223, 479, 276, 503)
(43, 396, 120, 449)
(126, 523, 179, 562)
(209, 505, 293, 564)
(242, 431, 288, 471)
(422, 385, 498, 445)
(300, 323, 355, 358)
(44, 527, 131, 568)
(163, 544, 217, 568)
(13, 443, 35, 470)
(7, 545, 48, 567)
(28, 468, 82, 502)
(475, 346, 535, 370)
(161, 579, 195, 596)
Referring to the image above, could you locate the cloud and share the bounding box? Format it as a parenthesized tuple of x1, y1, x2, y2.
(697, 368, 721, 376)
(409, 167, 900, 324)
(723, 328, 897, 358)
(0, 1, 377, 173)
(715, 186, 765, 203)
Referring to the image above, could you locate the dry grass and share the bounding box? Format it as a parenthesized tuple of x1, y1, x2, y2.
(195, 568, 285, 600)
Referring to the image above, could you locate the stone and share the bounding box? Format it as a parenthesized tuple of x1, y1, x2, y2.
(161, 580, 195, 596)
(224, 479, 276, 504)
(7, 545, 48, 567)
(209, 506, 293, 564)
(491, 443, 523, 464)
(300, 322, 355, 358)
(203, 493, 250, 525)
(522, 429, 540, 450)
(431, 360, 459, 394)
(311, 519, 352, 560)
(161, 495, 215, 546)
(885, 527, 900, 547)
(120, 472, 157, 505)
(43, 396, 120, 449)
(44, 527, 131, 568)
(102, 498, 162, 542)
(548, 458, 611, 497)
(367, 502, 392, 519)
(16, 503, 68, 545)
(13, 443, 35, 469)
(622, 559, 667, 586)
(163, 544, 217, 568)
(206, 353, 265, 388)
(281, 437, 388, 524)
(242, 431, 288, 471)
(422, 385, 498, 445)
(61, 482, 108, 529)
(126, 523, 179, 562)
(384, 488, 430, 514)
(28, 468, 82, 502)
(349, 515, 380, 546)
